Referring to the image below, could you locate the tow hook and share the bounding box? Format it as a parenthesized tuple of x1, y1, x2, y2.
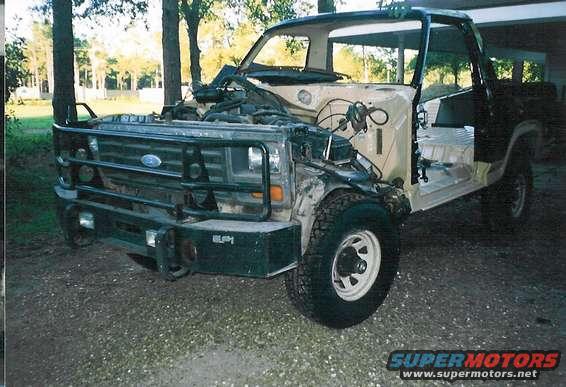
(154, 226, 191, 281)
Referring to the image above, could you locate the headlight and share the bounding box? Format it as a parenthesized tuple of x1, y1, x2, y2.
(75, 148, 88, 160)
(248, 146, 280, 173)
(88, 136, 99, 157)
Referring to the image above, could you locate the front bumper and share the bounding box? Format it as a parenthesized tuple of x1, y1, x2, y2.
(57, 192, 300, 279)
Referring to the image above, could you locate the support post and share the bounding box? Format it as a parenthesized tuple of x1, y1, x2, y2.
(396, 35, 405, 84)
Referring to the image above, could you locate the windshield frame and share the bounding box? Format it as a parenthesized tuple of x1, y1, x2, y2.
(238, 10, 435, 88)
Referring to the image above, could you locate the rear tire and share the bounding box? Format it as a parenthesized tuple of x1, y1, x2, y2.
(481, 153, 532, 233)
(285, 191, 400, 328)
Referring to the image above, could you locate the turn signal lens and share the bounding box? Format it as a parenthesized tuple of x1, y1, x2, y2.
(79, 212, 95, 229)
(146, 230, 157, 247)
(251, 185, 284, 202)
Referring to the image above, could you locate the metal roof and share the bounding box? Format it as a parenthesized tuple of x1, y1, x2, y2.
(265, 7, 471, 34)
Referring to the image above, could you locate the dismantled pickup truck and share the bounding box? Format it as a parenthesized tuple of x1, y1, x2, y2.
(54, 8, 548, 328)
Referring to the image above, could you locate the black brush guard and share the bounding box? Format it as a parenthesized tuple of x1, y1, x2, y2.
(53, 124, 273, 221)
(53, 124, 301, 280)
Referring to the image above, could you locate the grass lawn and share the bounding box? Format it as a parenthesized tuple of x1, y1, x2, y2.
(7, 98, 162, 133)
(6, 134, 58, 244)
(5, 98, 162, 244)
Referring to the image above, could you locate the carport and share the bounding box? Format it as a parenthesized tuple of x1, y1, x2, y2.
(408, 0, 566, 137)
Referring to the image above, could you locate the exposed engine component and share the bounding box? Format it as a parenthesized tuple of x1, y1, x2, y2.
(316, 99, 389, 135)
(162, 75, 391, 186)
(193, 75, 303, 126)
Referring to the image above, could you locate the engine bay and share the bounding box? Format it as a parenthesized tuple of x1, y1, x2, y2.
(159, 73, 418, 190)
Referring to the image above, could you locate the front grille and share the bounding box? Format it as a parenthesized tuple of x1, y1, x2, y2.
(97, 137, 229, 204)
(54, 124, 273, 221)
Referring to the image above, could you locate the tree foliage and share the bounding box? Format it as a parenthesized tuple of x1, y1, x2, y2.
(244, 0, 298, 27)
(423, 52, 469, 87)
(332, 45, 398, 83)
(45, 0, 154, 122)
(523, 61, 544, 82)
(180, 0, 305, 84)
(408, 50, 469, 87)
(36, 0, 148, 19)
(5, 36, 30, 102)
(317, 0, 335, 13)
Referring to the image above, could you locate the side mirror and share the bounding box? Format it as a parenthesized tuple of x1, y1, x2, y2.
(417, 104, 428, 129)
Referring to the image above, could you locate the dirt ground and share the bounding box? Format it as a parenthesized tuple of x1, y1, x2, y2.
(6, 160, 566, 386)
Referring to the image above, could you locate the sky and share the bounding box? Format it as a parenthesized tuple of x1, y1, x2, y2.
(6, 0, 162, 42)
(5, 0, 377, 43)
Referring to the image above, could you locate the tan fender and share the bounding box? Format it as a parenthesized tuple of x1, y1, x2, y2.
(487, 119, 542, 185)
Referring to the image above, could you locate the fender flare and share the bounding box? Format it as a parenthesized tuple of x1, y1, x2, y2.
(488, 119, 542, 184)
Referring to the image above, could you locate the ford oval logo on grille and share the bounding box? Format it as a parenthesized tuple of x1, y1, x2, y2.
(141, 154, 162, 168)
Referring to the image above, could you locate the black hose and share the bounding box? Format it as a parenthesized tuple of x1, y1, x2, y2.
(207, 97, 246, 114)
(203, 113, 249, 123)
(296, 159, 381, 197)
(219, 75, 286, 112)
(368, 108, 389, 126)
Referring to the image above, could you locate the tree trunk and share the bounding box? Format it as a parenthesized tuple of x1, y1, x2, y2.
(187, 26, 201, 84)
(131, 72, 138, 91)
(181, 0, 202, 84)
(90, 50, 97, 90)
(52, 0, 77, 124)
(33, 54, 40, 89)
(318, 0, 335, 13)
(162, 0, 182, 105)
(453, 66, 459, 87)
(512, 60, 524, 84)
(46, 48, 55, 93)
(74, 56, 80, 91)
(99, 73, 105, 91)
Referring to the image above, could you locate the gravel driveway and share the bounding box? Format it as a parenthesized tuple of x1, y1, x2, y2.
(6, 161, 566, 386)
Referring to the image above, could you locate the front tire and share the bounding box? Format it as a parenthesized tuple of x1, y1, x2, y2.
(285, 192, 400, 328)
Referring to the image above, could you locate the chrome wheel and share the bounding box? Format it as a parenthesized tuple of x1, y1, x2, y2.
(331, 230, 381, 301)
(510, 174, 527, 218)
